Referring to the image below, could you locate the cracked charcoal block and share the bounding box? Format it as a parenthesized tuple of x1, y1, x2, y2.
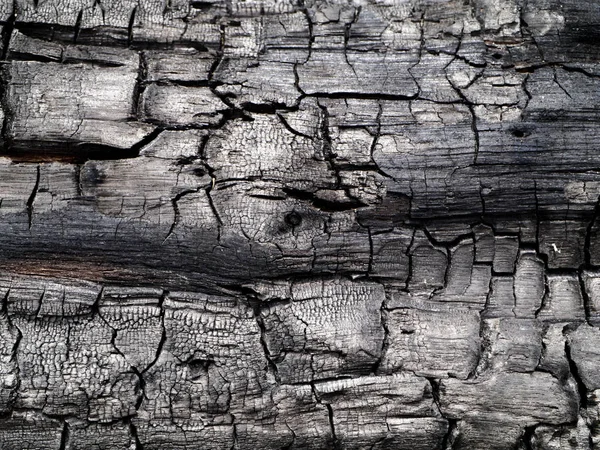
(298, 50, 419, 97)
(407, 230, 448, 294)
(204, 112, 333, 189)
(483, 276, 516, 318)
(440, 372, 579, 449)
(434, 240, 491, 307)
(67, 422, 136, 450)
(538, 275, 587, 323)
(0, 412, 64, 450)
(2, 0, 600, 448)
(0, 312, 19, 415)
(14, 314, 140, 421)
(369, 228, 412, 282)
(144, 49, 215, 82)
(539, 220, 587, 269)
(0, 271, 102, 316)
(133, 422, 235, 450)
(493, 235, 519, 274)
(261, 279, 385, 383)
(567, 325, 600, 391)
(479, 318, 543, 373)
(313, 374, 447, 449)
(531, 419, 592, 450)
(514, 249, 546, 318)
(5, 59, 156, 152)
(582, 271, 600, 326)
(141, 84, 226, 127)
(538, 323, 571, 381)
(380, 308, 481, 379)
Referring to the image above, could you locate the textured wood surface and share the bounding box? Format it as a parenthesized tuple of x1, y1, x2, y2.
(0, 0, 599, 448)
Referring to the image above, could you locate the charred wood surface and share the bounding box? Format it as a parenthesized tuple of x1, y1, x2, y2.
(0, 0, 599, 448)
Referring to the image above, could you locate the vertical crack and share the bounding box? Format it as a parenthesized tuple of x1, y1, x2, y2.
(58, 421, 70, 450)
(317, 101, 341, 188)
(520, 424, 536, 450)
(73, 9, 83, 44)
(578, 271, 593, 327)
(247, 293, 280, 383)
(26, 165, 40, 230)
(132, 52, 148, 121)
(229, 417, 238, 450)
(127, 6, 137, 47)
(128, 418, 144, 450)
(564, 338, 588, 409)
(343, 7, 361, 78)
(445, 61, 479, 164)
(297, 0, 313, 64)
(403, 229, 417, 292)
(442, 419, 458, 450)
(370, 293, 388, 375)
(163, 188, 200, 243)
(428, 377, 456, 449)
(141, 290, 167, 374)
(198, 135, 223, 239)
(325, 403, 341, 450)
(0, 11, 15, 61)
(583, 197, 600, 268)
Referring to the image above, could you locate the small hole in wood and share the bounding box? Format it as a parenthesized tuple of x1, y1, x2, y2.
(285, 211, 302, 227)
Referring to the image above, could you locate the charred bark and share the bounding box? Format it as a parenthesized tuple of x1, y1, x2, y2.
(0, 0, 599, 448)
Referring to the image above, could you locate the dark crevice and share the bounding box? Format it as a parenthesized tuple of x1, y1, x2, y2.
(520, 424, 536, 450)
(370, 298, 388, 375)
(89, 286, 104, 318)
(73, 9, 83, 43)
(141, 290, 168, 373)
(366, 227, 374, 275)
(128, 419, 144, 450)
(316, 101, 341, 189)
(58, 421, 70, 450)
(564, 339, 588, 409)
(584, 201, 600, 268)
(562, 65, 600, 79)
(325, 404, 342, 450)
(132, 366, 146, 410)
(154, 79, 211, 88)
(230, 419, 238, 450)
(402, 229, 417, 292)
(7, 19, 217, 50)
(198, 134, 223, 237)
(163, 188, 200, 243)
(127, 7, 137, 47)
(206, 23, 255, 126)
(1, 127, 164, 164)
(579, 271, 593, 327)
(297, 0, 313, 63)
(7, 52, 61, 63)
(342, 6, 361, 78)
(26, 165, 40, 230)
(277, 112, 313, 140)
(442, 418, 458, 450)
(190, 1, 216, 10)
(428, 377, 456, 449)
(132, 52, 148, 120)
(246, 293, 281, 383)
(240, 101, 296, 114)
(308, 91, 418, 101)
(282, 187, 367, 212)
(0, 13, 15, 60)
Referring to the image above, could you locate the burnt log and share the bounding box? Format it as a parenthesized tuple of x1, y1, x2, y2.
(0, 0, 599, 448)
